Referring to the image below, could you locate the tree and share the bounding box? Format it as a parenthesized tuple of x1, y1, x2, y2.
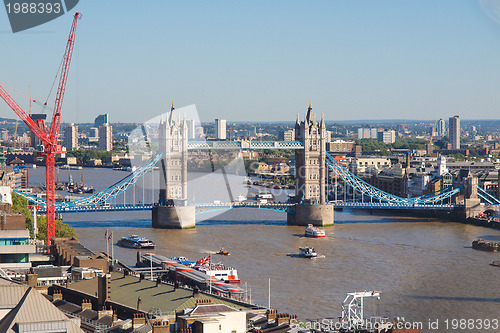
(434, 137, 449, 149)
(449, 153, 466, 161)
(66, 149, 112, 165)
(36, 216, 78, 241)
(12, 192, 33, 237)
(11, 192, 78, 240)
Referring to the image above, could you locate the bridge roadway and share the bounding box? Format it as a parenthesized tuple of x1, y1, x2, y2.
(37, 201, 463, 214)
(187, 141, 304, 150)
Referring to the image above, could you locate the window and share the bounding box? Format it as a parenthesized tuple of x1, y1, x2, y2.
(0, 254, 29, 263)
(0, 238, 29, 246)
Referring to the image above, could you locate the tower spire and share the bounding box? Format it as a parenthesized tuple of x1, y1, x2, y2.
(306, 100, 313, 124)
(169, 99, 175, 124)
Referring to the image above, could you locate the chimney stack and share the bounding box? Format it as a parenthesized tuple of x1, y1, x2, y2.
(152, 320, 169, 333)
(52, 290, 63, 301)
(26, 273, 37, 287)
(81, 299, 92, 310)
(133, 313, 146, 329)
(137, 297, 142, 311)
(98, 305, 113, 319)
(97, 274, 111, 306)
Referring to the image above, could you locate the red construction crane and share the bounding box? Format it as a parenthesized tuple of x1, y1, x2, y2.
(0, 12, 82, 244)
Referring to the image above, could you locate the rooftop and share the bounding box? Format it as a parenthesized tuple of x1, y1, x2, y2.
(69, 272, 255, 315)
(0, 284, 83, 333)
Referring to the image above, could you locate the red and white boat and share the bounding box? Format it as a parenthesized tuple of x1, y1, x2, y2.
(305, 224, 326, 238)
(195, 256, 240, 284)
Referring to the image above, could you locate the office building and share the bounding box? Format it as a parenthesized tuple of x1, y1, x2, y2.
(98, 124, 113, 151)
(449, 115, 460, 149)
(327, 139, 355, 153)
(430, 125, 438, 137)
(0, 229, 35, 270)
(186, 119, 196, 140)
(357, 128, 371, 139)
(63, 123, 78, 151)
(90, 127, 98, 139)
(94, 114, 109, 128)
(215, 119, 227, 140)
(29, 114, 46, 148)
(357, 128, 380, 140)
(279, 129, 295, 141)
(437, 119, 446, 137)
(377, 130, 396, 144)
(251, 126, 257, 136)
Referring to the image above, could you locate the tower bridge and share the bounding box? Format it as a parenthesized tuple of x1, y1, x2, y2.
(18, 104, 498, 228)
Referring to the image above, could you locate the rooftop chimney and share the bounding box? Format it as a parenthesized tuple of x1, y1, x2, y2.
(137, 297, 142, 311)
(97, 274, 111, 306)
(81, 299, 92, 310)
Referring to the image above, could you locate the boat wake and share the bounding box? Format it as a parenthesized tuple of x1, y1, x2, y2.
(200, 249, 217, 254)
(285, 253, 326, 259)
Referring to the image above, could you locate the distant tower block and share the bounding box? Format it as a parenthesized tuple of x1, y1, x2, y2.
(152, 101, 195, 229)
(287, 103, 333, 226)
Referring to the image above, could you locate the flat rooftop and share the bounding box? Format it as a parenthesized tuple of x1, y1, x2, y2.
(69, 272, 256, 315)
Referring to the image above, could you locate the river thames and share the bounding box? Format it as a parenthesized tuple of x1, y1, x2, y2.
(29, 167, 500, 332)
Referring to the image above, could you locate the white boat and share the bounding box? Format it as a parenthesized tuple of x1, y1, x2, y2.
(116, 235, 155, 249)
(169, 256, 197, 267)
(60, 165, 83, 170)
(195, 256, 240, 283)
(256, 190, 273, 200)
(198, 265, 240, 284)
(234, 195, 246, 202)
(305, 224, 326, 238)
(299, 246, 317, 258)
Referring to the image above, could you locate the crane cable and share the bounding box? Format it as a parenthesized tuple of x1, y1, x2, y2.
(43, 53, 65, 113)
(0, 80, 54, 112)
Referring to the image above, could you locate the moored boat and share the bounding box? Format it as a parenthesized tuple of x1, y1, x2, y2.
(194, 255, 240, 283)
(117, 235, 155, 249)
(169, 256, 197, 267)
(299, 246, 317, 258)
(305, 224, 326, 238)
(472, 238, 500, 252)
(256, 190, 274, 200)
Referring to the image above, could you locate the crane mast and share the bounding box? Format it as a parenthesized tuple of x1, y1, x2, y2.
(0, 12, 81, 244)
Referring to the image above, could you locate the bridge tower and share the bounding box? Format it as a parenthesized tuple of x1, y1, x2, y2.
(287, 103, 334, 226)
(152, 102, 196, 228)
(464, 175, 482, 219)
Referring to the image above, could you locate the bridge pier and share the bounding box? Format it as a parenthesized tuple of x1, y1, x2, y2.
(152, 206, 196, 229)
(463, 176, 483, 219)
(464, 198, 482, 219)
(287, 203, 334, 226)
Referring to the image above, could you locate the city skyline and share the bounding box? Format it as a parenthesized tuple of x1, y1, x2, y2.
(1, 1, 500, 124)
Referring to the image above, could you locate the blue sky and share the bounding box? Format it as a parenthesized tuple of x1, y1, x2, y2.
(1, 0, 500, 123)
